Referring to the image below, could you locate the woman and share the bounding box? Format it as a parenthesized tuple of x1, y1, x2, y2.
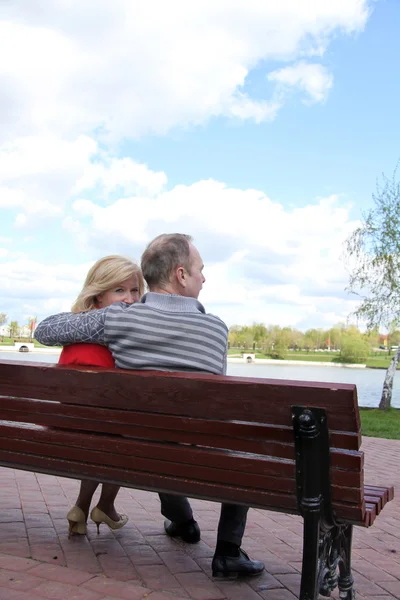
(60, 255, 145, 537)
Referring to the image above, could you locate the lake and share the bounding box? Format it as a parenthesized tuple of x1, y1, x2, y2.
(1, 351, 398, 408)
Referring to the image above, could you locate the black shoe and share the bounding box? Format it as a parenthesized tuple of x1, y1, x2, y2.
(212, 549, 265, 579)
(164, 519, 201, 544)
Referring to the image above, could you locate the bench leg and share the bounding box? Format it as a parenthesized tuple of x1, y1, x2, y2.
(337, 524, 355, 600)
(299, 512, 321, 600)
(318, 524, 355, 600)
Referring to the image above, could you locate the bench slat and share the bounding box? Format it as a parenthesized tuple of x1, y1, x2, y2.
(0, 397, 361, 450)
(0, 361, 360, 431)
(0, 417, 363, 477)
(0, 449, 367, 524)
(0, 429, 365, 509)
(0, 422, 364, 483)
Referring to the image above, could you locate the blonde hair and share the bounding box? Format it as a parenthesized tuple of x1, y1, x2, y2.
(72, 255, 145, 313)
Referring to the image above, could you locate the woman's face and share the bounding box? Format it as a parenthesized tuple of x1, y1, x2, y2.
(96, 274, 141, 308)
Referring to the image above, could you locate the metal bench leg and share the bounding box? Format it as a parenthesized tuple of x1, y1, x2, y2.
(300, 511, 321, 600)
(318, 524, 355, 599)
(337, 524, 355, 600)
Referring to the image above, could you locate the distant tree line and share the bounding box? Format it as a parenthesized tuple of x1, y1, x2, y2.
(0, 313, 37, 339)
(228, 322, 398, 363)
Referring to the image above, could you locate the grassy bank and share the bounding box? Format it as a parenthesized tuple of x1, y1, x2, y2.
(228, 349, 398, 369)
(360, 408, 400, 440)
(0, 337, 48, 348)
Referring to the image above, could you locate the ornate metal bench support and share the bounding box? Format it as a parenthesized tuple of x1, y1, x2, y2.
(318, 523, 355, 599)
(292, 407, 355, 600)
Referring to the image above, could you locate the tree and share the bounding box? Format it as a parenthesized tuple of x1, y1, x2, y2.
(0, 313, 7, 327)
(9, 321, 19, 338)
(345, 165, 400, 408)
(339, 335, 370, 364)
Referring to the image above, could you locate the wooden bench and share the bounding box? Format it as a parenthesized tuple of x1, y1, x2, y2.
(0, 359, 394, 600)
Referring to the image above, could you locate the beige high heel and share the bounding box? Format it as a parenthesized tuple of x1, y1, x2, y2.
(66, 506, 87, 538)
(90, 506, 129, 534)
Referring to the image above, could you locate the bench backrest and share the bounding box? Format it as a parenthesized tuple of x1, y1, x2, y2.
(0, 360, 364, 523)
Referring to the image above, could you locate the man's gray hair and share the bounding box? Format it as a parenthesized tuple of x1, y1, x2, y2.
(141, 233, 193, 288)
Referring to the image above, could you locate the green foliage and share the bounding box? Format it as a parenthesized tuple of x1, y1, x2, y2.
(228, 322, 381, 358)
(339, 335, 370, 363)
(346, 165, 400, 329)
(9, 321, 19, 337)
(0, 313, 7, 327)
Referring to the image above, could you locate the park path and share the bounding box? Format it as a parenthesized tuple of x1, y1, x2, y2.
(0, 436, 399, 599)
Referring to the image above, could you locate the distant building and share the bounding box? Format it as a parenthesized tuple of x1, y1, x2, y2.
(19, 325, 32, 338)
(378, 334, 388, 347)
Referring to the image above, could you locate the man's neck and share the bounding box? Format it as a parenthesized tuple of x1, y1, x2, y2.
(149, 285, 182, 296)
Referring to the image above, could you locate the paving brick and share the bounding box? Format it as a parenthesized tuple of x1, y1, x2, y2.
(217, 580, 262, 599)
(28, 563, 95, 585)
(144, 594, 191, 600)
(249, 571, 284, 592)
(135, 564, 183, 592)
(0, 568, 43, 592)
(0, 522, 27, 540)
(158, 551, 201, 574)
(352, 571, 393, 597)
(30, 543, 66, 566)
(352, 558, 398, 582)
(0, 554, 38, 572)
(21, 503, 48, 514)
(175, 572, 225, 600)
(34, 579, 104, 600)
(0, 541, 31, 558)
(145, 535, 181, 553)
(376, 580, 400, 598)
(0, 589, 48, 600)
(0, 510, 24, 523)
(135, 520, 164, 537)
(97, 553, 139, 581)
(258, 590, 297, 600)
(274, 573, 300, 597)
(82, 574, 151, 599)
(124, 544, 163, 565)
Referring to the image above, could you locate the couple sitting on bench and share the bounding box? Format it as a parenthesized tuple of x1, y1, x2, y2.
(35, 232, 264, 580)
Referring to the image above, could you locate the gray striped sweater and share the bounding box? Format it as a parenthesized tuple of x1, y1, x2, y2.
(35, 293, 228, 375)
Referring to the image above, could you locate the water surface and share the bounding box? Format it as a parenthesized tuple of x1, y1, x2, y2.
(1, 351, 397, 408)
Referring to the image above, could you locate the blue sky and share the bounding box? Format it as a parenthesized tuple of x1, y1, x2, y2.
(1, 0, 399, 331)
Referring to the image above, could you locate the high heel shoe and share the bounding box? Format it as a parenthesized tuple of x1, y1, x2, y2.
(90, 506, 129, 534)
(66, 506, 87, 538)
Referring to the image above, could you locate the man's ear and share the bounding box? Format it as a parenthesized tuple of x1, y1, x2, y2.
(176, 266, 186, 287)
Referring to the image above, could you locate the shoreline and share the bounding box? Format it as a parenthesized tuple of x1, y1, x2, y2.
(0, 345, 369, 368)
(0, 346, 62, 354)
(227, 357, 367, 369)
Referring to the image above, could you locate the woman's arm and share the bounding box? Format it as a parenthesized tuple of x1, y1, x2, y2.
(35, 308, 109, 346)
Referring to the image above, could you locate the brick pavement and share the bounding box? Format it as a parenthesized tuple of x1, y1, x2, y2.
(0, 436, 398, 599)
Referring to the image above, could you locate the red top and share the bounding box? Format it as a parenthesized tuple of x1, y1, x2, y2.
(58, 344, 115, 367)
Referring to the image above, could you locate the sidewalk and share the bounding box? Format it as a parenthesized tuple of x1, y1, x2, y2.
(0, 436, 399, 600)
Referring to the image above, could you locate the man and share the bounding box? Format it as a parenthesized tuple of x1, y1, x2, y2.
(35, 233, 264, 579)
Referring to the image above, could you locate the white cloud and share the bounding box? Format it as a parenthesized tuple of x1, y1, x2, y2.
(0, 135, 97, 223)
(268, 62, 334, 103)
(0, 135, 167, 226)
(73, 157, 167, 199)
(0, 1, 370, 141)
(36, 176, 360, 329)
(1, 175, 361, 328)
(0, 1, 371, 328)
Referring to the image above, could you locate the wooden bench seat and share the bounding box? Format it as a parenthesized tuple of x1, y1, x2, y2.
(0, 359, 395, 600)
